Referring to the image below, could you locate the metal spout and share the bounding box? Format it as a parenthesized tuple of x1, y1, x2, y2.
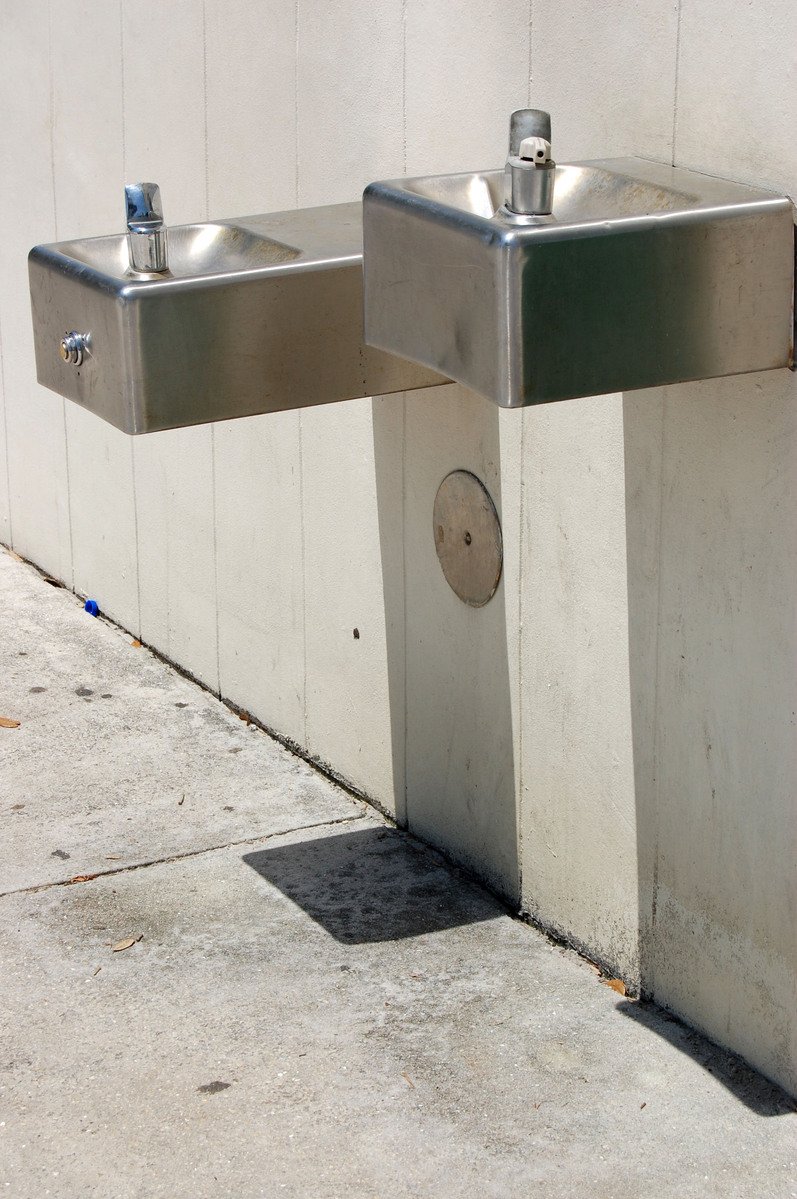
(504, 111, 556, 217)
(508, 108, 551, 156)
(125, 182, 168, 273)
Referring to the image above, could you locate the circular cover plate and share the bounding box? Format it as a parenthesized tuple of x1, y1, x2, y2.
(433, 470, 503, 607)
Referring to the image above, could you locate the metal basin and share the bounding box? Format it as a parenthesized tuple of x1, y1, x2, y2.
(55, 222, 302, 279)
(363, 158, 795, 405)
(29, 208, 445, 434)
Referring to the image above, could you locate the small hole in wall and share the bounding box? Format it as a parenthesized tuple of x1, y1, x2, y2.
(463, 531, 472, 546)
(353, 628, 360, 640)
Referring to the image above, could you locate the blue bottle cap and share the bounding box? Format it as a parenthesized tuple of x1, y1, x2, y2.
(84, 599, 100, 617)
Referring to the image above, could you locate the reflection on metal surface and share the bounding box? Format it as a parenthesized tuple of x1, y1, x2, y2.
(433, 471, 503, 608)
(364, 157, 795, 406)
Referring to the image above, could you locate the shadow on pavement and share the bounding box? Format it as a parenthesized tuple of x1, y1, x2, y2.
(617, 999, 796, 1117)
(243, 825, 505, 944)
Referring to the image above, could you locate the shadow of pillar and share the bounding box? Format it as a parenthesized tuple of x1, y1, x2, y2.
(243, 824, 505, 944)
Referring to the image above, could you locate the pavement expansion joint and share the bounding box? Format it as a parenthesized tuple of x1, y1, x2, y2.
(0, 813, 364, 901)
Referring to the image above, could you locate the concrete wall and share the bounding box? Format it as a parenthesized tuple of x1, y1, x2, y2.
(1, 0, 794, 1095)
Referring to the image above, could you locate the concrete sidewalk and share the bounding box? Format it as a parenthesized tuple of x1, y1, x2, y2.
(0, 547, 794, 1199)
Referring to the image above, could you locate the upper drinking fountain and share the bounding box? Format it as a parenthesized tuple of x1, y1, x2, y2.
(363, 109, 795, 406)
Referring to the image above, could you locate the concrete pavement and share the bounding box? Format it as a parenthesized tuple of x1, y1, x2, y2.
(1, 547, 794, 1198)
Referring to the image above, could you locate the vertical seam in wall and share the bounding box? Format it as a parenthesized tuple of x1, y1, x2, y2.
(671, 0, 683, 166)
(210, 424, 221, 695)
(527, 0, 533, 103)
(399, 2, 408, 826)
(120, 0, 126, 180)
(61, 401, 75, 591)
(294, 0, 300, 207)
(295, 0, 306, 747)
(401, 397, 408, 827)
(48, 0, 75, 588)
(0, 315, 15, 547)
(299, 413, 308, 748)
(521, 0, 533, 895)
(119, 3, 140, 635)
(202, 0, 220, 694)
(651, 4, 680, 962)
(47, 1, 58, 242)
(516, 414, 527, 899)
(518, 0, 533, 897)
(202, 0, 210, 219)
(401, 0, 407, 173)
(647, 394, 668, 993)
(130, 438, 142, 636)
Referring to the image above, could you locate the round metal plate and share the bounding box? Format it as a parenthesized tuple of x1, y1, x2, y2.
(433, 470, 503, 607)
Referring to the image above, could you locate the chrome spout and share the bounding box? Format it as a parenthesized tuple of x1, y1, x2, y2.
(508, 108, 551, 156)
(505, 110, 556, 217)
(125, 182, 168, 273)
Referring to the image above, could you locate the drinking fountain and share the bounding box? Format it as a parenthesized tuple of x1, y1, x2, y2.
(364, 110, 795, 406)
(28, 109, 795, 433)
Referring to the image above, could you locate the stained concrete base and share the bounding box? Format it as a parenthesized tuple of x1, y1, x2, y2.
(1, 548, 795, 1198)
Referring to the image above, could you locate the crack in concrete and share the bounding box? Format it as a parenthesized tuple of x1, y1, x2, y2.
(0, 813, 365, 901)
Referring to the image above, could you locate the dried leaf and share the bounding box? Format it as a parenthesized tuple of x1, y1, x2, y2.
(603, 978, 626, 996)
(0, 716, 20, 729)
(111, 934, 143, 953)
(130, 639, 142, 648)
(402, 1072, 415, 1090)
(67, 873, 98, 884)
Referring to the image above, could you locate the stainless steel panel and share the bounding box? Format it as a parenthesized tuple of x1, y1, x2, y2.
(363, 158, 795, 406)
(29, 203, 446, 435)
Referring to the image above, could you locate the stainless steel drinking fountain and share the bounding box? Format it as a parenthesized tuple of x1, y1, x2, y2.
(28, 197, 445, 434)
(364, 110, 795, 406)
(28, 109, 795, 433)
